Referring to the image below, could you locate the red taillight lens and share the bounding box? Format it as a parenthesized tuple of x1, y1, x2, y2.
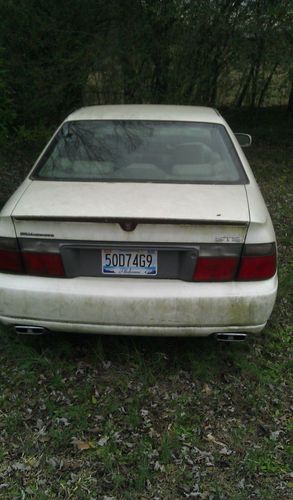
(23, 252, 65, 277)
(193, 243, 277, 282)
(193, 257, 239, 281)
(0, 249, 23, 273)
(237, 254, 276, 281)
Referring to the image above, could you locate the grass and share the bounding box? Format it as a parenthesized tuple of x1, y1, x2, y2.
(0, 107, 292, 498)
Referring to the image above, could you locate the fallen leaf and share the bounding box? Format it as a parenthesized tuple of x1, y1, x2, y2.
(38, 435, 50, 443)
(56, 417, 70, 426)
(88, 427, 100, 434)
(36, 418, 44, 430)
(270, 430, 281, 441)
(72, 439, 92, 451)
(206, 433, 226, 447)
(12, 462, 30, 472)
(102, 361, 111, 369)
(219, 446, 232, 455)
(154, 461, 165, 472)
(238, 478, 245, 489)
(203, 383, 212, 395)
(97, 436, 109, 446)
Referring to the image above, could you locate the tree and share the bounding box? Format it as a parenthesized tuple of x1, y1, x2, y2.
(0, 0, 292, 135)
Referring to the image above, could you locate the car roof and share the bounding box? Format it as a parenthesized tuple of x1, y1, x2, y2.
(65, 105, 224, 124)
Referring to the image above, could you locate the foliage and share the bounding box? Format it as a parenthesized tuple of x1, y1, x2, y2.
(0, 0, 292, 138)
(0, 49, 16, 141)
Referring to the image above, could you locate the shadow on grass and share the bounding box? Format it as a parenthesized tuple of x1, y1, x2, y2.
(0, 323, 259, 384)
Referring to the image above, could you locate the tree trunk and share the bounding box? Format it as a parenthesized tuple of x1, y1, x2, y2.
(257, 62, 279, 107)
(288, 80, 293, 113)
(235, 66, 254, 107)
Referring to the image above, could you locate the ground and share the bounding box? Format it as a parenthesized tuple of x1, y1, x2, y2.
(0, 108, 292, 499)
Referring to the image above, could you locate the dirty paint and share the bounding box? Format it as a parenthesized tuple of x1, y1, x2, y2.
(0, 274, 278, 336)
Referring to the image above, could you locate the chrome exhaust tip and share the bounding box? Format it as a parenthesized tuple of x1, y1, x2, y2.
(15, 325, 47, 335)
(215, 333, 247, 342)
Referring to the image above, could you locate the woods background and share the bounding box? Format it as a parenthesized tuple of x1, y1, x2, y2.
(0, 0, 292, 142)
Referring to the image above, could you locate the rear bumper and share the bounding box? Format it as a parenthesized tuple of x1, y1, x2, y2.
(0, 273, 278, 336)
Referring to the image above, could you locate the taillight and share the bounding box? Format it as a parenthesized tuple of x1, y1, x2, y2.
(0, 236, 65, 277)
(237, 243, 277, 281)
(193, 242, 277, 282)
(194, 257, 239, 281)
(23, 252, 65, 277)
(0, 238, 24, 273)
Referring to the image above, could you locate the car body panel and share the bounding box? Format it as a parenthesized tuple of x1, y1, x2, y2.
(13, 219, 248, 244)
(0, 105, 278, 337)
(11, 181, 250, 223)
(65, 105, 223, 124)
(0, 273, 277, 335)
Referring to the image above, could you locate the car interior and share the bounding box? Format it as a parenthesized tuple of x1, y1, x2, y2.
(36, 122, 241, 182)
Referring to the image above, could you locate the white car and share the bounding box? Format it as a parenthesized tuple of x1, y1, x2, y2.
(0, 105, 277, 340)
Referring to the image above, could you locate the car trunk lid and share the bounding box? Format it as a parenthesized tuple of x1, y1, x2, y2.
(12, 180, 249, 222)
(12, 181, 249, 244)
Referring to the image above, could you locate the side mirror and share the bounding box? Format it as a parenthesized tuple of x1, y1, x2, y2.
(235, 133, 252, 148)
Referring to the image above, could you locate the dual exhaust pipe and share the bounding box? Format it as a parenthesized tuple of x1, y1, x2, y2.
(15, 325, 47, 335)
(13, 326, 247, 342)
(215, 332, 247, 342)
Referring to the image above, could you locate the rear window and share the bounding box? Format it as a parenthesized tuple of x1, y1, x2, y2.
(33, 120, 248, 184)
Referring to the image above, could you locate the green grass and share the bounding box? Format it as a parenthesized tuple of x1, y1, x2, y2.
(0, 331, 292, 498)
(0, 107, 292, 498)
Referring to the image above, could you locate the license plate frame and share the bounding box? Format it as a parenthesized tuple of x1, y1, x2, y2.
(101, 248, 158, 276)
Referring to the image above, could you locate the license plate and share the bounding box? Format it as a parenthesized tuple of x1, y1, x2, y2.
(102, 249, 157, 276)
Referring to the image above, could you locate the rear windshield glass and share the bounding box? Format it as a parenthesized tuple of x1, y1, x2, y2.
(33, 120, 247, 184)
